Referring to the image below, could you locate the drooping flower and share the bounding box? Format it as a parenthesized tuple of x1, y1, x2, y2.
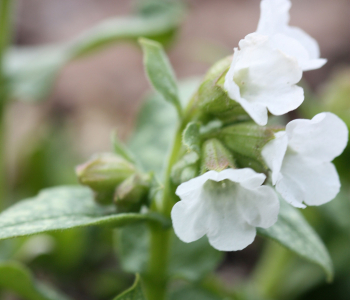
(224, 33, 304, 126)
(262, 112, 348, 208)
(256, 0, 327, 71)
(171, 168, 279, 251)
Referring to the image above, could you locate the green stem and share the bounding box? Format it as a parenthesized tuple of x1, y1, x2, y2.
(0, 0, 13, 209)
(143, 95, 199, 299)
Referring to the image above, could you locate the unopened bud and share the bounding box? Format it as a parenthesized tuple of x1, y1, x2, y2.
(76, 153, 136, 204)
(198, 56, 249, 123)
(201, 139, 235, 173)
(115, 173, 151, 212)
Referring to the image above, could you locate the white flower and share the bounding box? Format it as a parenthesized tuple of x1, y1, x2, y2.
(256, 0, 327, 71)
(224, 33, 304, 126)
(171, 168, 279, 251)
(262, 112, 348, 208)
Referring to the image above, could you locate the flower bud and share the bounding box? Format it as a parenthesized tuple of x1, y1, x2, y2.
(115, 173, 151, 212)
(220, 123, 279, 173)
(201, 139, 236, 173)
(76, 153, 136, 204)
(197, 56, 249, 123)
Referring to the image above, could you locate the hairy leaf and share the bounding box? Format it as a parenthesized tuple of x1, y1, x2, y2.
(258, 199, 333, 281)
(139, 37, 181, 114)
(0, 186, 168, 241)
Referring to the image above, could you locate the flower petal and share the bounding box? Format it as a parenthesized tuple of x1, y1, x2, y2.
(237, 185, 279, 228)
(217, 168, 266, 189)
(276, 153, 341, 207)
(225, 33, 304, 125)
(204, 186, 257, 251)
(261, 131, 289, 185)
(286, 112, 349, 163)
(171, 190, 207, 243)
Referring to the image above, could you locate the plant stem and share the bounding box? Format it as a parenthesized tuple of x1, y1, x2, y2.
(143, 95, 199, 299)
(0, 0, 13, 209)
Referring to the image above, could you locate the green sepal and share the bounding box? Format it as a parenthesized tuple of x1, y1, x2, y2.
(182, 122, 201, 155)
(197, 56, 249, 123)
(220, 123, 279, 173)
(171, 152, 199, 185)
(201, 139, 235, 173)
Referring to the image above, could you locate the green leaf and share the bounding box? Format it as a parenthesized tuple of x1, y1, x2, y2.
(170, 286, 221, 300)
(113, 274, 146, 300)
(0, 261, 72, 300)
(139, 37, 181, 115)
(258, 199, 334, 281)
(182, 122, 201, 155)
(5, 3, 185, 102)
(128, 78, 200, 178)
(0, 186, 169, 241)
(112, 132, 136, 163)
(115, 224, 223, 281)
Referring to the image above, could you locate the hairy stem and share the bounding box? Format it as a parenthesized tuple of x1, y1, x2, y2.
(143, 94, 199, 299)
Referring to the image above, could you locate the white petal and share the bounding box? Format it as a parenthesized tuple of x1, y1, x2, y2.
(257, 0, 291, 35)
(276, 153, 341, 207)
(175, 170, 219, 196)
(286, 112, 349, 163)
(225, 33, 303, 125)
(257, 0, 326, 71)
(261, 131, 289, 185)
(204, 184, 256, 251)
(237, 185, 279, 228)
(217, 168, 266, 189)
(171, 190, 207, 243)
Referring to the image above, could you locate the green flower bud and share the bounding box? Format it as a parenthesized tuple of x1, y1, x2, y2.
(76, 153, 136, 204)
(198, 56, 249, 123)
(115, 173, 151, 212)
(220, 123, 280, 173)
(201, 138, 236, 173)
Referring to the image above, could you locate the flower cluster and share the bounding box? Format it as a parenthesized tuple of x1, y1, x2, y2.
(171, 0, 348, 251)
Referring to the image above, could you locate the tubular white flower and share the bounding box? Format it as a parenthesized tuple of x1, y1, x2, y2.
(262, 112, 348, 208)
(224, 33, 304, 126)
(171, 168, 279, 251)
(257, 0, 327, 71)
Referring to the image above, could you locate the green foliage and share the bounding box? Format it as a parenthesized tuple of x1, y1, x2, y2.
(0, 261, 72, 300)
(258, 199, 333, 281)
(115, 224, 223, 282)
(139, 37, 181, 116)
(113, 274, 146, 300)
(5, 2, 185, 102)
(112, 133, 136, 163)
(170, 286, 222, 300)
(128, 79, 200, 178)
(0, 186, 169, 241)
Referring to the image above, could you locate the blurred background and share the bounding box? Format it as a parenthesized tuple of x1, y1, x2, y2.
(1, 0, 350, 299)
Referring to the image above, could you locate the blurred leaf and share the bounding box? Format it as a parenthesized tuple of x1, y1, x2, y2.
(115, 223, 223, 281)
(258, 199, 333, 281)
(182, 122, 201, 155)
(139, 38, 181, 114)
(168, 234, 223, 282)
(5, 2, 185, 102)
(0, 261, 72, 300)
(112, 132, 136, 163)
(0, 186, 169, 241)
(169, 286, 221, 300)
(129, 78, 200, 178)
(113, 274, 146, 300)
